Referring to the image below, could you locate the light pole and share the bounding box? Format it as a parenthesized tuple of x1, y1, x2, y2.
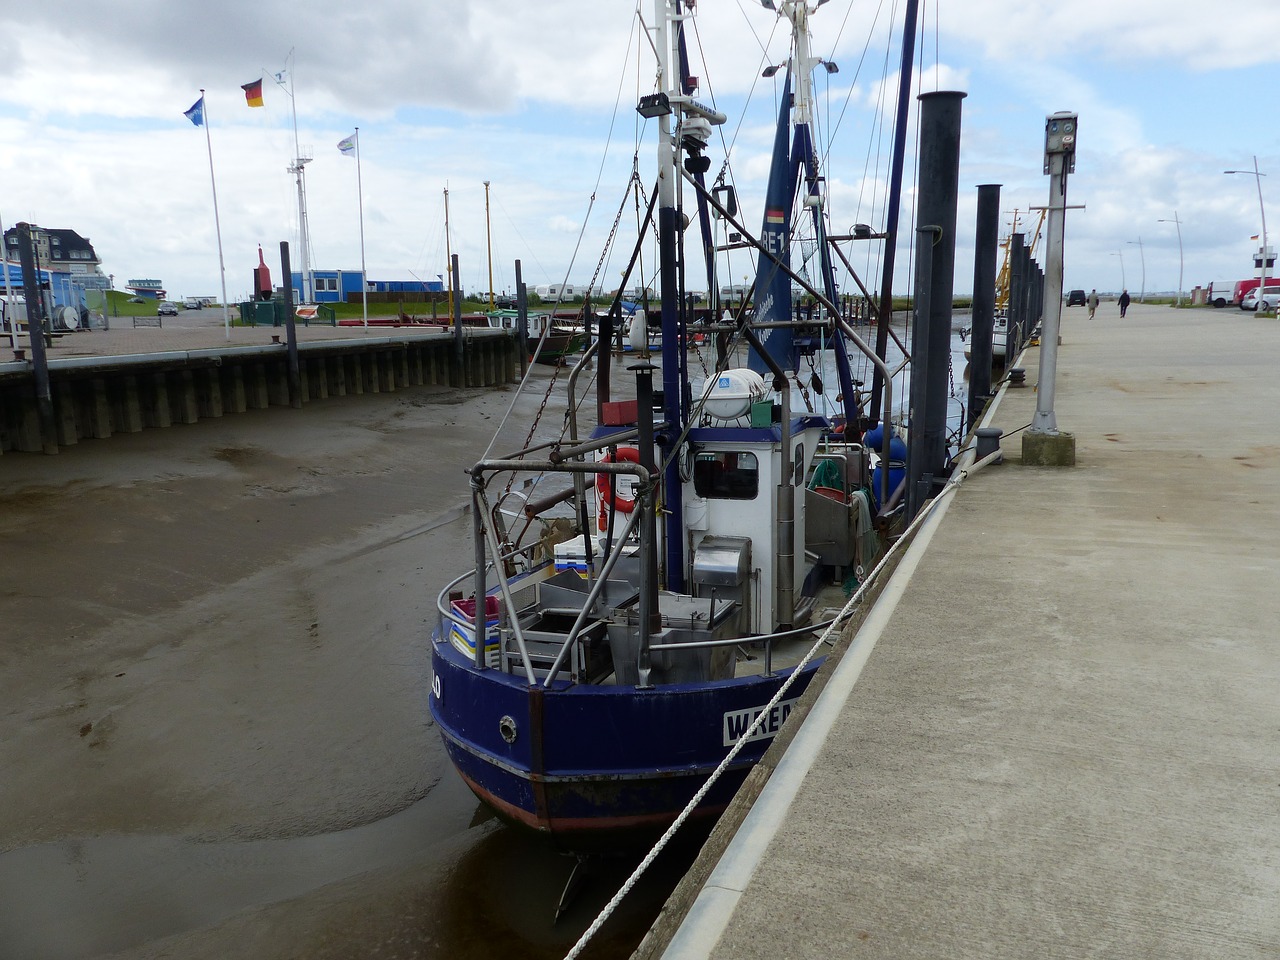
(1126, 237, 1145, 302)
(1157, 212, 1184, 307)
(1111, 250, 1125, 292)
(1225, 158, 1268, 301)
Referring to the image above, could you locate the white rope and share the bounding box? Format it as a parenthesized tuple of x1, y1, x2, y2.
(563, 446, 1004, 959)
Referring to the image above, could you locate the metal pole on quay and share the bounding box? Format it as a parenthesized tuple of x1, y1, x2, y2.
(280, 241, 302, 409)
(1025, 111, 1079, 466)
(15, 222, 58, 453)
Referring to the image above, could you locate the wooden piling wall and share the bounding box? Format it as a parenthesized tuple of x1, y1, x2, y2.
(0, 331, 519, 455)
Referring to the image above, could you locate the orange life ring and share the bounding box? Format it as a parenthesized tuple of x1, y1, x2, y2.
(597, 447, 642, 516)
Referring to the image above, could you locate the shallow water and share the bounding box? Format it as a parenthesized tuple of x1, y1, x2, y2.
(0, 774, 702, 960)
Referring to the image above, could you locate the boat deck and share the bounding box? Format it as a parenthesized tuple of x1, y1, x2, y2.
(642, 301, 1280, 959)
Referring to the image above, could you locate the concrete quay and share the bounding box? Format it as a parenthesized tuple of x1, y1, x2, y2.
(0, 318, 520, 455)
(643, 301, 1280, 958)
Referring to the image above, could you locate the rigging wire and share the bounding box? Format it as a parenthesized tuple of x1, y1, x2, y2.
(563, 444, 1011, 960)
(491, 194, 551, 286)
(480, 6, 647, 464)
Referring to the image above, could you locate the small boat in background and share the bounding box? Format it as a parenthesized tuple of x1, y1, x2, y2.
(963, 312, 1007, 362)
(485, 309, 585, 364)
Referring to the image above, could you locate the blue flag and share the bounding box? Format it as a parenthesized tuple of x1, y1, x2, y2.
(184, 96, 204, 127)
(747, 73, 798, 376)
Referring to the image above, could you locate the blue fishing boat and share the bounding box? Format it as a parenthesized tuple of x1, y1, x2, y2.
(430, 0, 902, 845)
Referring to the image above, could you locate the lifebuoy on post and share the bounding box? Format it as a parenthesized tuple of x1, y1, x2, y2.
(597, 447, 641, 532)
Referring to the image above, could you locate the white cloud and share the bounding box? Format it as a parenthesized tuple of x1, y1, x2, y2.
(1, 0, 1276, 301)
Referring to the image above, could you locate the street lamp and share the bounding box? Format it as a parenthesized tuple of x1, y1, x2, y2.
(1225, 158, 1269, 303)
(1126, 237, 1145, 303)
(1157, 213, 1184, 307)
(1111, 250, 1125, 291)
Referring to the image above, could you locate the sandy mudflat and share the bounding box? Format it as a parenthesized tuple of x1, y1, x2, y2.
(0, 368, 602, 957)
(0, 380, 522, 841)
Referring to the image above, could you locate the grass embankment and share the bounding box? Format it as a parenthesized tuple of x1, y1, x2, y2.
(97, 292, 497, 321)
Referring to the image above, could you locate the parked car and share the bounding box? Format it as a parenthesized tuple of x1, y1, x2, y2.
(182, 298, 201, 310)
(1239, 285, 1280, 312)
(1207, 280, 1237, 308)
(128, 296, 146, 304)
(157, 301, 179, 316)
(1066, 289, 1087, 306)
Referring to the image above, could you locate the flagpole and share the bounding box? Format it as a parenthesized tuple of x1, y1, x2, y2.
(356, 128, 367, 329)
(276, 53, 313, 306)
(199, 89, 231, 339)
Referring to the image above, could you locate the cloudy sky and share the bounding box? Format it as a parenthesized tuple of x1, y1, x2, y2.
(2, 0, 1278, 304)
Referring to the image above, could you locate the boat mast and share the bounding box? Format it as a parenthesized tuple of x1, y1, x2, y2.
(778, 0, 859, 424)
(869, 0, 920, 426)
(654, 0, 686, 592)
(484, 180, 495, 310)
(277, 55, 314, 305)
(444, 186, 454, 315)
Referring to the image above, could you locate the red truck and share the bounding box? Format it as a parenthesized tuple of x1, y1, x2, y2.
(1234, 277, 1275, 307)
(1208, 278, 1277, 307)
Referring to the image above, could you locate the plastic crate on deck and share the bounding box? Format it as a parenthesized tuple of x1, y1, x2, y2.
(448, 596, 501, 667)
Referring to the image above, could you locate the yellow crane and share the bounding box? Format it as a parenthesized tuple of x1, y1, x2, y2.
(994, 207, 1047, 313)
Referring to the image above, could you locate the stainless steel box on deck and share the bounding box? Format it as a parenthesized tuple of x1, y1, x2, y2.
(691, 535, 752, 635)
(606, 592, 737, 685)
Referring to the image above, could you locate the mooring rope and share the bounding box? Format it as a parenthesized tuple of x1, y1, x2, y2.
(563, 445, 1006, 960)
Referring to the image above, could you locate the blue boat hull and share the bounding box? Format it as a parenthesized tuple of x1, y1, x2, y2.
(429, 636, 821, 844)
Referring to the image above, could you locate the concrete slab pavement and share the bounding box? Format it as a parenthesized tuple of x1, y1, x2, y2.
(652, 301, 1280, 958)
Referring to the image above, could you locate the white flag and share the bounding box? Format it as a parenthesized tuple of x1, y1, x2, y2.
(337, 133, 357, 157)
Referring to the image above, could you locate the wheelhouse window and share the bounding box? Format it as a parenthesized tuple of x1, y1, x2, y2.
(693, 451, 759, 500)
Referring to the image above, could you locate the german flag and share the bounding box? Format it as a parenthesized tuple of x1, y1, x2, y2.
(241, 79, 264, 108)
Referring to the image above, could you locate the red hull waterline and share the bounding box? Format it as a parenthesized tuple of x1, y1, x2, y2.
(455, 768, 730, 839)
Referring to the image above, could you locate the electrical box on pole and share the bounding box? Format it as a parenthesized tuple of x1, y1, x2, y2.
(1043, 111, 1077, 174)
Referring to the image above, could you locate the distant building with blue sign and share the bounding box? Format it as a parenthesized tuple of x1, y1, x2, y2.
(288, 269, 444, 304)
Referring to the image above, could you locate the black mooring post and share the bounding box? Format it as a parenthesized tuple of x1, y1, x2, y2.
(914, 90, 966, 498)
(906, 226, 936, 521)
(1008, 232, 1025, 360)
(598, 305, 614, 422)
(279, 242, 301, 409)
(631, 361, 661, 661)
(1032, 261, 1045, 332)
(969, 184, 1001, 430)
(451, 254, 463, 386)
(515, 259, 529, 379)
(1022, 247, 1036, 340)
(15, 223, 58, 453)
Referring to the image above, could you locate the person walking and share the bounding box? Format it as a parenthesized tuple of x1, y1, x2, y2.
(1119, 289, 1131, 318)
(1087, 289, 1099, 319)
